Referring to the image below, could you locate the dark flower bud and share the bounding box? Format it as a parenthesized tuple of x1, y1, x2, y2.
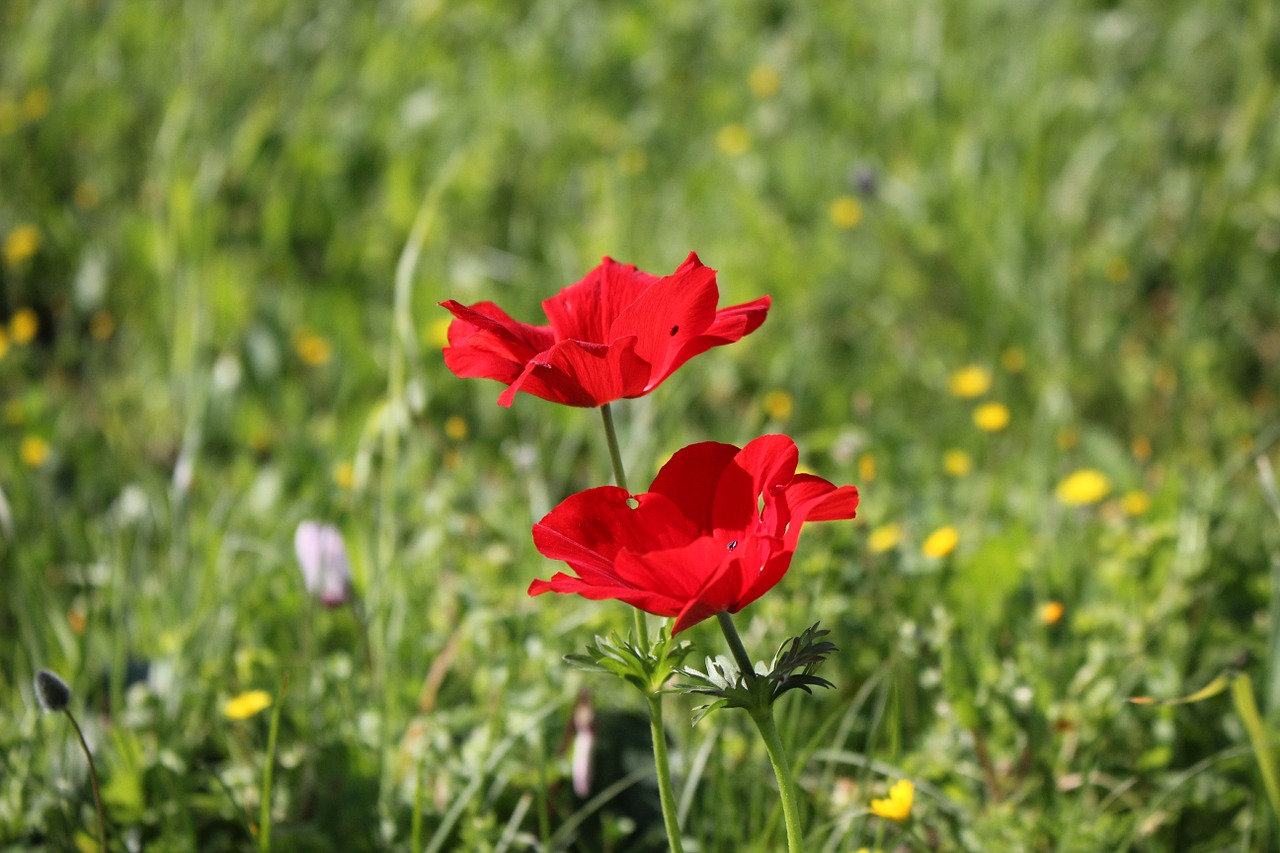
(34, 669, 71, 712)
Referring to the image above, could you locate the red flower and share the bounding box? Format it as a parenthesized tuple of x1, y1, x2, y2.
(439, 253, 769, 407)
(529, 435, 859, 634)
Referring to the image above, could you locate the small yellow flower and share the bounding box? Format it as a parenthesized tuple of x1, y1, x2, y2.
(1040, 601, 1065, 625)
(1056, 428, 1078, 450)
(428, 316, 452, 349)
(1122, 490, 1151, 516)
(763, 390, 793, 421)
(869, 779, 914, 822)
(67, 606, 87, 636)
(1056, 469, 1111, 506)
(333, 461, 355, 489)
(1132, 435, 1152, 462)
(1000, 347, 1026, 373)
(948, 365, 991, 399)
(21, 87, 51, 122)
(716, 123, 750, 157)
(4, 226, 40, 269)
(89, 310, 116, 341)
(868, 523, 901, 554)
(748, 64, 781, 98)
(1105, 256, 1131, 284)
(444, 415, 468, 440)
(10, 308, 39, 344)
(973, 402, 1010, 432)
(0, 328, 8, 360)
(20, 435, 51, 468)
(829, 196, 863, 229)
(922, 526, 958, 558)
(293, 330, 331, 366)
(858, 453, 876, 484)
(943, 449, 972, 477)
(224, 690, 272, 720)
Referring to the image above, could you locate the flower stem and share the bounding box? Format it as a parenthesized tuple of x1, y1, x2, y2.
(63, 710, 107, 853)
(716, 612, 805, 853)
(599, 404, 648, 646)
(646, 694, 686, 853)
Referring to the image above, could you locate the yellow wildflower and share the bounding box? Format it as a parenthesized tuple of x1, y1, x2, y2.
(444, 415, 468, 440)
(0, 328, 8, 360)
(1056, 428, 1078, 450)
(922, 526, 958, 558)
(1056, 469, 1111, 506)
(943, 449, 972, 477)
(829, 196, 863, 229)
(973, 402, 1010, 432)
(1000, 347, 1026, 373)
(868, 524, 901, 554)
(763, 390, 793, 421)
(1122, 490, 1151, 516)
(4, 226, 40, 269)
(20, 436, 51, 468)
(858, 453, 876, 484)
(749, 64, 781, 97)
(10, 308, 39, 344)
(869, 779, 914, 822)
(293, 330, 331, 366)
(223, 690, 272, 720)
(333, 462, 355, 490)
(716, 124, 750, 157)
(1040, 601, 1064, 625)
(948, 365, 991, 398)
(1132, 435, 1152, 462)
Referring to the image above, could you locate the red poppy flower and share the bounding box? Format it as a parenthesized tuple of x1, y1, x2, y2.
(529, 435, 859, 634)
(439, 253, 770, 407)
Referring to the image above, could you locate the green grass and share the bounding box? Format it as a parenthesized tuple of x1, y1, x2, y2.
(3, 0, 1280, 849)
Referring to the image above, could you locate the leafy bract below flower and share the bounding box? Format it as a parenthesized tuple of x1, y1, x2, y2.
(529, 435, 858, 634)
(294, 521, 353, 607)
(440, 253, 770, 408)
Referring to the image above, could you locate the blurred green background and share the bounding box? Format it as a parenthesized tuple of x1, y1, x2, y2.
(2, 0, 1279, 850)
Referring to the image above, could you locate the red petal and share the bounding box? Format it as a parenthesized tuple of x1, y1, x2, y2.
(499, 337, 649, 407)
(541, 258, 658, 344)
(778, 477, 859, 551)
(608, 253, 720, 383)
(527, 572, 687, 617)
(532, 488, 698, 580)
(712, 435, 800, 538)
(439, 301, 555, 384)
(648, 441, 741, 534)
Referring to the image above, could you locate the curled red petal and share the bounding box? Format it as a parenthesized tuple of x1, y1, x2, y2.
(712, 435, 800, 538)
(609, 252, 720, 375)
(499, 337, 648, 407)
(439, 301, 555, 385)
(527, 572, 686, 617)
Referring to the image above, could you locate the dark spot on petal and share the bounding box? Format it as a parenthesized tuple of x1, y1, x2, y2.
(670, 325, 679, 335)
(727, 540, 738, 551)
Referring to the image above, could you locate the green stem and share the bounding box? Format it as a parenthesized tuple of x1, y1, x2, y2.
(64, 711, 107, 853)
(716, 613, 805, 853)
(259, 674, 289, 853)
(599, 404, 648, 646)
(715, 612, 756, 678)
(646, 694, 686, 853)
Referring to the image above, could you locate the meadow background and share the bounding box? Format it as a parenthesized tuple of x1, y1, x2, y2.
(3, 0, 1280, 850)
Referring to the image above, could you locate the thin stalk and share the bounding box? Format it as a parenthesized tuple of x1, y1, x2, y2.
(716, 613, 805, 853)
(258, 674, 289, 853)
(647, 694, 686, 853)
(599, 404, 648, 646)
(64, 711, 107, 853)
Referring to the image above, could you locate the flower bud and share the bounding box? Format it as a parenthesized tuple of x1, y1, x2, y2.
(34, 669, 71, 712)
